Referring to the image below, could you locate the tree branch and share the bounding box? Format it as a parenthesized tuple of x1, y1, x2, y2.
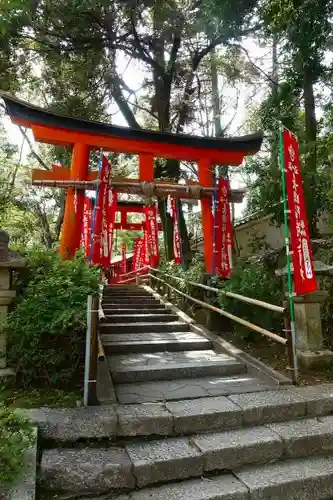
(112, 78, 141, 129)
(130, 10, 165, 76)
(19, 127, 50, 170)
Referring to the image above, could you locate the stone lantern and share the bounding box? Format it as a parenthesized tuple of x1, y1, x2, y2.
(275, 260, 333, 370)
(0, 229, 25, 380)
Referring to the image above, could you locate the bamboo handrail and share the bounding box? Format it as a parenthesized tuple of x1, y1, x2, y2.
(149, 267, 285, 314)
(149, 273, 287, 345)
(119, 266, 149, 279)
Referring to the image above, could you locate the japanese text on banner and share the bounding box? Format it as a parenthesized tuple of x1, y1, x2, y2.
(144, 205, 159, 267)
(215, 178, 232, 278)
(91, 156, 109, 265)
(170, 197, 182, 264)
(132, 237, 144, 271)
(283, 128, 317, 295)
(81, 197, 92, 258)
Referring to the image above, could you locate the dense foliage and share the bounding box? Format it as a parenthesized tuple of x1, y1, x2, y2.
(0, 406, 34, 491)
(3, 249, 100, 388)
(217, 260, 284, 340)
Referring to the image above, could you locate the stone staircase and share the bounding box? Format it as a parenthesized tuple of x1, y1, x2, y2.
(100, 285, 273, 403)
(35, 285, 333, 499)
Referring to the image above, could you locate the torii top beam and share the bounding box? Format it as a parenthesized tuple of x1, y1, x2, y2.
(1, 93, 263, 164)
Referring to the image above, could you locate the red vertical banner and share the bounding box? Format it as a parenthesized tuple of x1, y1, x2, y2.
(283, 128, 317, 295)
(80, 196, 92, 258)
(143, 229, 149, 265)
(132, 237, 144, 271)
(170, 197, 182, 264)
(106, 189, 117, 267)
(145, 204, 159, 267)
(122, 242, 127, 274)
(91, 155, 110, 265)
(215, 178, 233, 278)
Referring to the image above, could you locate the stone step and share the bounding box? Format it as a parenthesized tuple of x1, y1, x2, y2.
(103, 303, 164, 310)
(103, 293, 153, 299)
(100, 321, 189, 334)
(103, 288, 150, 297)
(103, 308, 168, 316)
(101, 332, 212, 354)
(115, 374, 274, 404)
(25, 384, 333, 441)
(81, 456, 333, 500)
(102, 298, 160, 305)
(104, 313, 179, 324)
(108, 350, 246, 383)
(40, 417, 333, 494)
(103, 294, 157, 301)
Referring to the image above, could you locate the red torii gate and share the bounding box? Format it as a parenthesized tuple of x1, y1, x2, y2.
(1, 93, 263, 272)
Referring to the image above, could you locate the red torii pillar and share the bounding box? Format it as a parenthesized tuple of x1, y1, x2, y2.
(59, 144, 89, 259)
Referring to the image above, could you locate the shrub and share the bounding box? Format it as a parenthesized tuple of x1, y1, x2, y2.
(0, 406, 34, 491)
(4, 248, 100, 388)
(157, 255, 206, 307)
(217, 260, 284, 340)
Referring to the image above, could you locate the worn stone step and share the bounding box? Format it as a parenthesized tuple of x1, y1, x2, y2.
(103, 295, 157, 301)
(103, 289, 150, 296)
(109, 350, 246, 383)
(84, 456, 333, 500)
(110, 475, 249, 500)
(24, 385, 333, 441)
(103, 294, 153, 300)
(104, 313, 179, 324)
(235, 455, 333, 500)
(115, 375, 274, 404)
(103, 303, 164, 310)
(102, 299, 160, 306)
(40, 417, 333, 493)
(100, 321, 189, 334)
(40, 447, 135, 493)
(101, 332, 212, 354)
(104, 308, 167, 316)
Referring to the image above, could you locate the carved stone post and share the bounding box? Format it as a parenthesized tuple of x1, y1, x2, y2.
(0, 230, 25, 376)
(0, 231, 14, 369)
(276, 260, 333, 370)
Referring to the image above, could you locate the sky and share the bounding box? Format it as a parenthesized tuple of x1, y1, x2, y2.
(2, 37, 272, 220)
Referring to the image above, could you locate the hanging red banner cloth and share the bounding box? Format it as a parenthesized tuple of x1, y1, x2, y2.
(215, 178, 233, 279)
(143, 229, 149, 265)
(170, 197, 182, 264)
(121, 242, 127, 274)
(282, 128, 317, 295)
(80, 196, 93, 258)
(132, 237, 144, 271)
(91, 155, 110, 266)
(145, 204, 159, 267)
(105, 189, 117, 267)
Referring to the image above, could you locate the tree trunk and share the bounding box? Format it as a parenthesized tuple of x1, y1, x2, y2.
(158, 199, 173, 261)
(178, 202, 192, 265)
(303, 63, 317, 236)
(211, 47, 227, 179)
(271, 35, 279, 170)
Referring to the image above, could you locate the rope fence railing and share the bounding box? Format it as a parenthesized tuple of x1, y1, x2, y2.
(146, 267, 297, 384)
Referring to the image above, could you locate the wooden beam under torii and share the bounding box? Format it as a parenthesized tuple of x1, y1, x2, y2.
(1, 93, 263, 270)
(30, 176, 246, 203)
